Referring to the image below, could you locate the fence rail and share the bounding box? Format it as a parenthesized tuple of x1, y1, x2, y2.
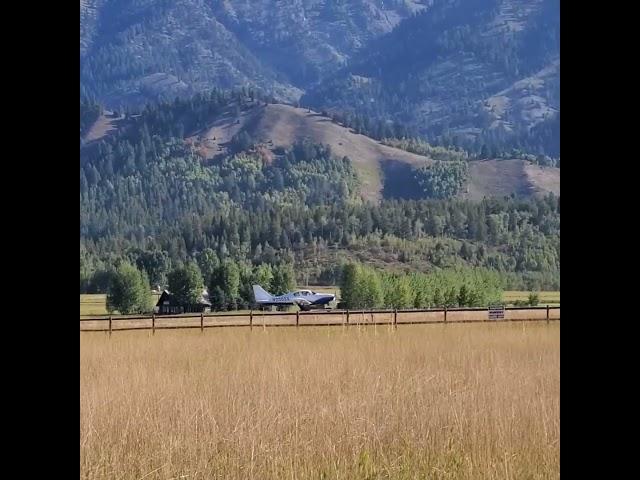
(80, 306, 559, 334)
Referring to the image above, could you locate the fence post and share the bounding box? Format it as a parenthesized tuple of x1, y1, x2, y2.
(394, 308, 398, 329)
(346, 309, 350, 324)
(444, 306, 447, 323)
(201, 312, 204, 333)
(546, 304, 550, 324)
(250, 310, 253, 330)
(152, 313, 155, 335)
(109, 315, 112, 337)
(296, 310, 299, 327)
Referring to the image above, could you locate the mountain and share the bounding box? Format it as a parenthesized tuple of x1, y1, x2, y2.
(81, 95, 559, 203)
(80, 0, 299, 105)
(80, 93, 560, 291)
(80, 0, 559, 156)
(79, 0, 429, 106)
(79, 2, 560, 292)
(302, 0, 560, 156)
(182, 101, 559, 201)
(184, 102, 436, 202)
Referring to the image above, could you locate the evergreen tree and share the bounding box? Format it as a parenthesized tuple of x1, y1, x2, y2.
(210, 260, 241, 300)
(196, 248, 220, 285)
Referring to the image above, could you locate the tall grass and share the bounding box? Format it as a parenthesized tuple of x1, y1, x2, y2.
(80, 323, 559, 479)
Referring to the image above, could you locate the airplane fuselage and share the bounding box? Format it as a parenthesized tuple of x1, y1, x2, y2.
(253, 286, 335, 311)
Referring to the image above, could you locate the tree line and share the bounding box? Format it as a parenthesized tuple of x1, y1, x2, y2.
(103, 257, 297, 314)
(81, 90, 560, 296)
(82, 192, 559, 293)
(339, 262, 502, 309)
(104, 258, 505, 314)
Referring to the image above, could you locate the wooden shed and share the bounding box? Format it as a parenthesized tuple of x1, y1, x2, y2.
(155, 289, 211, 315)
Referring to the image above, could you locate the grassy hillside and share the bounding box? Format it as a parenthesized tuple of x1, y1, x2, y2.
(188, 102, 435, 201)
(467, 159, 559, 200)
(170, 101, 559, 202)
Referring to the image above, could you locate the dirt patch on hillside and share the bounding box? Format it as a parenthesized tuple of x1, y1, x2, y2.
(83, 111, 124, 144)
(524, 163, 560, 196)
(467, 159, 559, 199)
(185, 103, 559, 202)
(250, 104, 431, 201)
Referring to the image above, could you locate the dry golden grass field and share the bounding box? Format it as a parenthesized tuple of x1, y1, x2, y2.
(502, 292, 560, 305)
(80, 322, 559, 479)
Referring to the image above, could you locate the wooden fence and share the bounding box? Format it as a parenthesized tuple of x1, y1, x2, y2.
(80, 306, 560, 335)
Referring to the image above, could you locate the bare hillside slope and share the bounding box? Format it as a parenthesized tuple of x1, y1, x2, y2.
(467, 160, 559, 200)
(190, 103, 433, 202)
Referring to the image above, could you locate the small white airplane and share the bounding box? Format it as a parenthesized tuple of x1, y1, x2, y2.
(252, 285, 336, 311)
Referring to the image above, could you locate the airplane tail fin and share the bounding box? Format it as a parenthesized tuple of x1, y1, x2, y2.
(252, 285, 273, 303)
